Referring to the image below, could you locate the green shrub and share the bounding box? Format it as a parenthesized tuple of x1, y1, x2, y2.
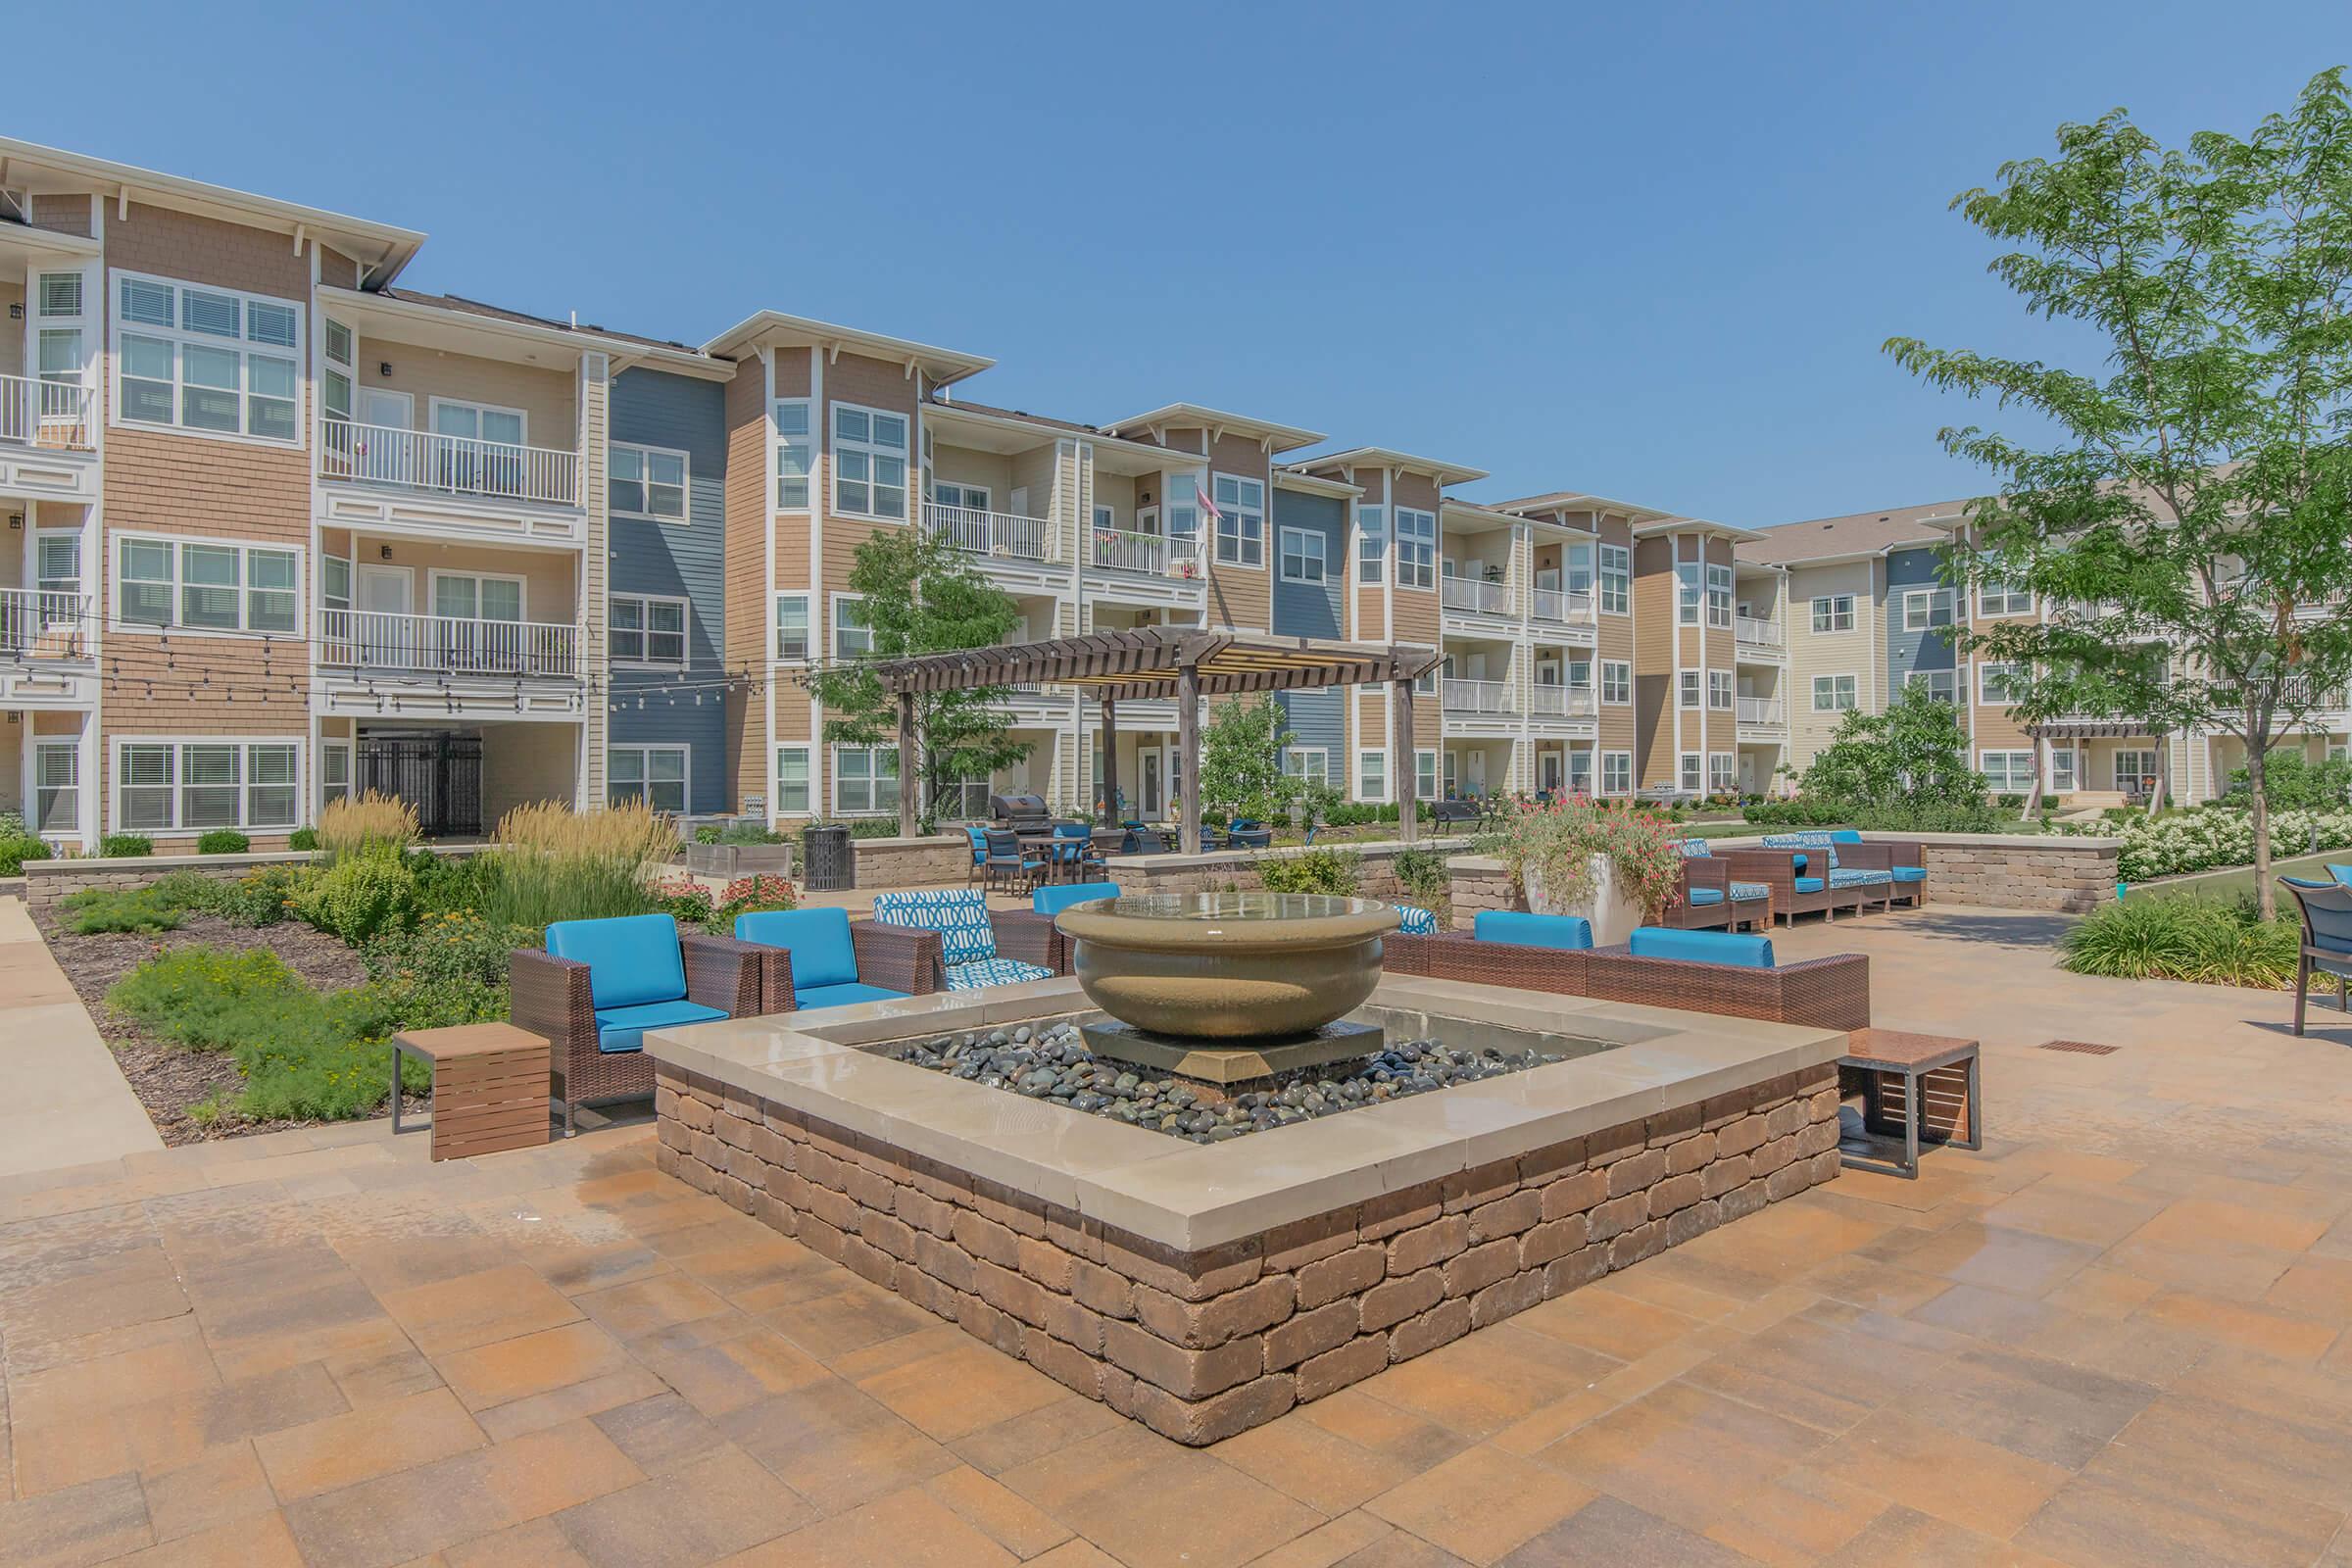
(57, 885, 185, 935)
(296, 855, 417, 944)
(195, 829, 251, 856)
(1390, 846, 1452, 926)
(362, 911, 530, 1030)
(100, 834, 154, 858)
(2062, 895, 2299, 989)
(2224, 747, 2352, 812)
(0, 809, 23, 839)
(1258, 848, 1363, 897)
(208, 864, 305, 927)
(287, 827, 319, 852)
(0, 837, 52, 875)
(406, 848, 498, 915)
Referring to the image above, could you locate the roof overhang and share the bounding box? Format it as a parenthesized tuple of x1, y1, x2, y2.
(924, 401, 1180, 474)
(0, 136, 424, 286)
(1635, 516, 1769, 543)
(1498, 491, 1678, 524)
(702, 311, 993, 388)
(1106, 404, 1325, 455)
(318, 285, 719, 377)
(1276, 469, 1363, 499)
(1291, 447, 1489, 488)
(0, 220, 101, 266)
(1440, 498, 1524, 528)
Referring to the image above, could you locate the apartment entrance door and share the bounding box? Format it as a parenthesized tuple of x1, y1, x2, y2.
(358, 389, 414, 483)
(1539, 751, 1562, 792)
(1139, 750, 1161, 817)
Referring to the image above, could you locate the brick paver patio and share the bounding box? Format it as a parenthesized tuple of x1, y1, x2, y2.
(2, 906, 2349, 1567)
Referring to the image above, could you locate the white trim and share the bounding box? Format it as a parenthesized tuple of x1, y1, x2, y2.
(1210, 470, 1267, 569)
(1282, 746, 1331, 787)
(424, 394, 527, 447)
(609, 591, 689, 668)
(1811, 672, 1860, 712)
(608, 439, 691, 523)
(1979, 662, 2018, 706)
(771, 394, 812, 513)
(109, 529, 305, 640)
(109, 735, 305, 836)
(1900, 585, 1955, 632)
(1979, 748, 2035, 794)
(1978, 582, 2034, 618)
(1276, 524, 1328, 584)
(829, 399, 910, 523)
(608, 744, 691, 813)
(1394, 504, 1437, 591)
(773, 743, 813, 815)
(426, 566, 529, 623)
(829, 742, 901, 816)
(1599, 659, 1633, 707)
(1809, 594, 1857, 634)
(1354, 746, 1387, 804)
(1596, 542, 1631, 616)
(1679, 752, 1703, 793)
(1905, 667, 1959, 705)
(830, 590, 871, 662)
(772, 591, 811, 663)
(108, 268, 306, 449)
(1599, 749, 1634, 797)
(1708, 669, 1734, 710)
(1678, 670, 1701, 710)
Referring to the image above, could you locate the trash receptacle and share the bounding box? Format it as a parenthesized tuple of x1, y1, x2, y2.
(803, 824, 855, 892)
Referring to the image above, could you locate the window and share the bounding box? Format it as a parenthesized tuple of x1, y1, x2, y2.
(1676, 562, 1701, 624)
(2049, 747, 2078, 793)
(1213, 474, 1265, 566)
(774, 746, 811, 814)
(1709, 670, 1734, 710)
(114, 739, 299, 833)
(1812, 595, 1855, 633)
(1902, 588, 1954, 631)
(832, 403, 908, 519)
(35, 532, 80, 598)
(33, 741, 77, 836)
(1907, 669, 1957, 704)
(1357, 507, 1385, 585)
(1980, 579, 2033, 617)
(1283, 748, 1331, 787)
(934, 480, 991, 514)
(773, 594, 810, 661)
(1416, 749, 1439, 802)
(935, 773, 991, 821)
(2115, 750, 2159, 795)
(1568, 749, 1593, 795)
(114, 534, 299, 635)
(1278, 526, 1327, 584)
(1565, 660, 1593, 692)
(611, 747, 689, 813)
(1601, 751, 1633, 795)
(1166, 499, 1200, 560)
(1679, 671, 1701, 710)
(320, 741, 350, 807)
(611, 443, 688, 520)
(1680, 754, 1703, 793)
(773, 400, 812, 509)
(1597, 544, 1631, 614)
(1813, 674, 1858, 711)
(1600, 661, 1632, 706)
(322, 319, 354, 427)
(611, 595, 687, 665)
(1706, 564, 1734, 628)
(834, 746, 900, 814)
(320, 555, 351, 616)
(433, 572, 522, 626)
(1091, 502, 1114, 532)
(113, 272, 302, 443)
(1565, 540, 1594, 599)
(1980, 662, 2019, 705)
(1710, 754, 1737, 793)
(1356, 748, 1386, 803)
(1396, 508, 1437, 589)
(35, 270, 83, 399)
(833, 596, 871, 661)
(1980, 751, 2035, 794)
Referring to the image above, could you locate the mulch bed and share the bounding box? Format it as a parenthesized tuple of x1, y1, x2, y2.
(37, 907, 417, 1147)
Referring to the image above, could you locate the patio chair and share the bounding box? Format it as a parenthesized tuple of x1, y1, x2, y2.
(2280, 876, 2352, 1035)
(1760, 832, 1893, 915)
(1226, 818, 1274, 850)
(1031, 880, 1122, 972)
(1815, 829, 1929, 907)
(981, 827, 1046, 893)
(961, 825, 990, 887)
(1716, 845, 1836, 925)
(1672, 841, 1772, 930)
(512, 913, 763, 1134)
(869, 888, 1061, 990)
(732, 907, 929, 1014)
(2325, 863, 2352, 887)
(1429, 800, 1481, 833)
(1582, 926, 1873, 1032)
(1047, 821, 1101, 883)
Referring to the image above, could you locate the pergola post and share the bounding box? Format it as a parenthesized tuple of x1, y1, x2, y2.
(2024, 732, 2046, 818)
(2150, 732, 2171, 818)
(1177, 663, 1202, 856)
(896, 689, 918, 839)
(1099, 695, 1119, 825)
(1394, 675, 1420, 845)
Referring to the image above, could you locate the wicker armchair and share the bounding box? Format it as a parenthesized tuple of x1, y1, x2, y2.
(868, 890, 1064, 991)
(1717, 847, 1839, 925)
(1386, 931, 1593, 996)
(1833, 838, 1929, 907)
(1667, 857, 1772, 932)
(511, 916, 763, 1134)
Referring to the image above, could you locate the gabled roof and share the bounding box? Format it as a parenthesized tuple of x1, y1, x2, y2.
(1105, 403, 1325, 454)
(1635, 515, 1769, 543)
(379, 290, 705, 356)
(1736, 497, 1977, 566)
(1289, 447, 1489, 487)
(702, 311, 994, 387)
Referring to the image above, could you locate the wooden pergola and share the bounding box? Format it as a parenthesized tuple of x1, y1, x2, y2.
(874, 628, 1444, 854)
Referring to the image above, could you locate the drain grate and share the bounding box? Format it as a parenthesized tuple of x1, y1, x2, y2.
(2038, 1039, 2121, 1055)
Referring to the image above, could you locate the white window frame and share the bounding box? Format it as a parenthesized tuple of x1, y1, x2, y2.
(2048, 746, 2078, 794)
(1600, 751, 1633, 796)
(1709, 753, 1737, 793)
(830, 402, 909, 521)
(1906, 668, 1958, 705)
(34, 268, 86, 401)
(1597, 544, 1631, 615)
(1811, 594, 1855, 634)
(610, 746, 690, 814)
(774, 745, 812, 815)
(1396, 507, 1437, 590)
(611, 593, 688, 667)
(1980, 662, 2019, 706)
(110, 736, 303, 836)
(1600, 660, 1633, 707)
(1277, 525, 1328, 584)
(1980, 580, 2034, 617)
(1676, 562, 1701, 625)
(934, 479, 992, 514)
(110, 270, 305, 448)
(831, 744, 901, 816)
(1679, 670, 1701, 710)
(1812, 673, 1858, 712)
(773, 593, 811, 662)
(1415, 748, 1439, 803)
(1705, 564, 1734, 628)
(1980, 750, 2035, 795)
(773, 399, 812, 510)
(1357, 506, 1385, 586)
(1355, 748, 1386, 804)
(1708, 670, 1734, 710)
(832, 593, 872, 661)
(1283, 747, 1331, 787)
(428, 396, 528, 449)
(320, 740, 351, 807)
(2113, 749, 2159, 796)
(32, 738, 78, 837)
(1568, 748, 1593, 795)
(610, 441, 690, 522)
(1680, 753, 1703, 793)
(1212, 473, 1266, 567)
(110, 530, 303, 639)
(1901, 587, 1954, 632)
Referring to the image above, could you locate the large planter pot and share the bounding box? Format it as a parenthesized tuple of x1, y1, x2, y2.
(1522, 853, 1644, 945)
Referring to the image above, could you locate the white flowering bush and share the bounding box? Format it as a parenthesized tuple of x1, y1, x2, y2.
(2053, 806, 2352, 881)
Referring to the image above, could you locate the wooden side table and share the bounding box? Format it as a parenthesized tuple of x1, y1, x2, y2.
(1838, 1027, 1982, 1179)
(391, 1022, 553, 1161)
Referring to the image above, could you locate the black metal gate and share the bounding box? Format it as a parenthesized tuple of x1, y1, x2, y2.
(356, 735, 484, 837)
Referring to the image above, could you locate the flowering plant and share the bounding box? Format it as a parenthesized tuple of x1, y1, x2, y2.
(2051, 805, 2352, 882)
(1489, 794, 1687, 919)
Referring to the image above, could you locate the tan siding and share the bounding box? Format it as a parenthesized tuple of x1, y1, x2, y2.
(1631, 537, 1675, 786)
(0, 283, 21, 379)
(1784, 561, 1876, 772)
(723, 359, 768, 814)
(362, 341, 575, 453)
(1202, 432, 1270, 631)
(106, 202, 310, 299)
(29, 193, 91, 237)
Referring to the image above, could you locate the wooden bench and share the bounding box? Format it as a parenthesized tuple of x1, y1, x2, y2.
(1838, 1028, 1981, 1179)
(391, 1022, 553, 1161)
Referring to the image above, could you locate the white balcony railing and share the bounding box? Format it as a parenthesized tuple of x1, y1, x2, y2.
(318, 419, 581, 508)
(925, 502, 1048, 561)
(1738, 697, 1788, 725)
(1529, 685, 1598, 719)
(1444, 677, 1516, 714)
(0, 374, 94, 451)
(1530, 586, 1592, 623)
(0, 589, 92, 659)
(1092, 527, 1203, 580)
(1735, 613, 1783, 649)
(318, 609, 580, 678)
(1442, 576, 1512, 615)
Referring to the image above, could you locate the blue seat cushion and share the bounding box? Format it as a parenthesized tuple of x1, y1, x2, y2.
(547, 914, 685, 1009)
(1830, 867, 1892, 889)
(1792, 876, 1826, 894)
(1890, 866, 1927, 882)
(594, 998, 727, 1054)
(794, 982, 910, 1011)
(945, 957, 1055, 992)
(1473, 911, 1593, 951)
(1035, 881, 1122, 918)
(1628, 927, 1776, 968)
(734, 907, 858, 990)
(1730, 880, 1772, 901)
(873, 890, 997, 965)
(1394, 905, 1440, 934)
(1686, 887, 1725, 906)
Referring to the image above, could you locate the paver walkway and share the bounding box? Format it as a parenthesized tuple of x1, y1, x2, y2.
(0, 896, 160, 1180)
(2, 906, 2350, 1566)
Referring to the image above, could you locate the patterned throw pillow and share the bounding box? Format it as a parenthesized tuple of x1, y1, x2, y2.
(871, 889, 998, 965)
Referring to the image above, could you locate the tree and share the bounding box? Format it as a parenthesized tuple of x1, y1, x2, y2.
(1803, 684, 1984, 809)
(1887, 69, 2352, 915)
(1198, 696, 1301, 822)
(808, 526, 1029, 831)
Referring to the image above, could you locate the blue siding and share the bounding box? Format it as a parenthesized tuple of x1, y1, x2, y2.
(1884, 545, 1955, 694)
(1269, 488, 1345, 639)
(1276, 689, 1344, 765)
(609, 368, 729, 813)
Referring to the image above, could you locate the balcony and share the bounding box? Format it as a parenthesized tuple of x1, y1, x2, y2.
(1735, 614, 1784, 651)
(0, 374, 93, 451)
(925, 502, 1047, 562)
(318, 609, 581, 678)
(1529, 686, 1597, 720)
(0, 589, 92, 659)
(1442, 576, 1513, 616)
(1091, 528, 1202, 581)
(1444, 677, 1516, 715)
(318, 419, 581, 509)
(1738, 697, 1788, 726)
(1530, 586, 1592, 624)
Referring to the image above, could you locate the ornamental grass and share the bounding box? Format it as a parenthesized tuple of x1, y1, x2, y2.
(481, 800, 678, 929)
(318, 791, 418, 861)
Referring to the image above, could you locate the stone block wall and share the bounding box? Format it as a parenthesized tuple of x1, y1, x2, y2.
(1916, 840, 2118, 912)
(23, 850, 317, 917)
(852, 835, 973, 889)
(1443, 856, 1516, 930)
(656, 1060, 1840, 1446)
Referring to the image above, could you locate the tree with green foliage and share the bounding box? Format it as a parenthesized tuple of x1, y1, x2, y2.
(808, 526, 1029, 831)
(1801, 683, 1984, 810)
(1198, 696, 1301, 823)
(1887, 69, 2352, 915)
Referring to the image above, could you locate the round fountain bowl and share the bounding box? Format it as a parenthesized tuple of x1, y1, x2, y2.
(1055, 892, 1401, 1041)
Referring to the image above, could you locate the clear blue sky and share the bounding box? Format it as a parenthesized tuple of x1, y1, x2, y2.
(19, 1, 2347, 525)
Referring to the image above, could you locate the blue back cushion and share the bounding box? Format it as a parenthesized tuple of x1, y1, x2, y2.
(2328, 864, 2352, 888)
(734, 907, 858, 990)
(546, 914, 685, 1008)
(2286, 879, 2352, 951)
(1830, 830, 1863, 844)
(1473, 910, 1593, 951)
(872, 889, 997, 965)
(1629, 926, 1776, 968)
(963, 826, 988, 864)
(1394, 904, 1440, 935)
(1035, 881, 1122, 918)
